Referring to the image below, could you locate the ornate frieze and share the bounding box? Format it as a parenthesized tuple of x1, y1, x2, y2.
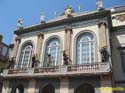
(117, 14, 125, 22)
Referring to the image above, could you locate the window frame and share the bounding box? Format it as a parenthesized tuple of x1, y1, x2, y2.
(44, 38, 61, 67)
(17, 41, 34, 69)
(75, 31, 97, 65)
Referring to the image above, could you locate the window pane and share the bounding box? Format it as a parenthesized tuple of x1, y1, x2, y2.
(18, 44, 33, 69)
(45, 38, 60, 66)
(76, 33, 95, 64)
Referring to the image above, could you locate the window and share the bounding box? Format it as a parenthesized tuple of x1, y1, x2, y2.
(44, 38, 60, 66)
(40, 84, 55, 93)
(119, 47, 125, 73)
(76, 33, 95, 64)
(18, 43, 33, 69)
(75, 83, 95, 93)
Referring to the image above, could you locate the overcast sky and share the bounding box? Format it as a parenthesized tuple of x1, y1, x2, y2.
(0, 0, 125, 44)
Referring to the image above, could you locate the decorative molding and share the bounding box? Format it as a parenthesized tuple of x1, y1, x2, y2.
(117, 14, 125, 22)
(14, 10, 111, 35)
(98, 21, 107, 28)
(20, 30, 40, 38)
(113, 25, 125, 31)
(37, 32, 44, 38)
(15, 36, 21, 42)
(65, 26, 72, 33)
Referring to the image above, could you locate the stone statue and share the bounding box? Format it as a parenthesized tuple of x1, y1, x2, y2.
(96, 0, 104, 11)
(7, 57, 15, 69)
(32, 54, 39, 68)
(63, 50, 71, 65)
(32, 55, 36, 68)
(40, 13, 45, 23)
(62, 6, 74, 17)
(17, 19, 23, 29)
(46, 54, 51, 67)
(100, 47, 109, 62)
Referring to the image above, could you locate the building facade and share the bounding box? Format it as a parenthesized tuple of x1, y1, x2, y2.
(2, 5, 125, 93)
(0, 34, 9, 93)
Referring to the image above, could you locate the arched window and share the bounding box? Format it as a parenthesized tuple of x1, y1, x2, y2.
(44, 38, 60, 66)
(18, 43, 33, 69)
(75, 84, 95, 93)
(76, 32, 95, 64)
(40, 84, 55, 93)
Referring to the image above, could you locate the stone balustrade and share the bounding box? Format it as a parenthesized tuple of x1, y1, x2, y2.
(2, 62, 111, 78)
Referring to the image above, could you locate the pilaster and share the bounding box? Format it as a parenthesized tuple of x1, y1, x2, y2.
(101, 75, 113, 93)
(36, 32, 44, 60)
(65, 26, 72, 61)
(2, 80, 9, 93)
(27, 79, 36, 93)
(60, 77, 69, 93)
(13, 36, 21, 60)
(98, 21, 107, 49)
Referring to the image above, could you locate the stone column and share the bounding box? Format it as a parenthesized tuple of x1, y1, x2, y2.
(27, 79, 36, 93)
(2, 80, 9, 93)
(98, 21, 107, 48)
(36, 32, 44, 61)
(65, 26, 72, 61)
(101, 75, 113, 93)
(13, 36, 21, 60)
(60, 77, 69, 93)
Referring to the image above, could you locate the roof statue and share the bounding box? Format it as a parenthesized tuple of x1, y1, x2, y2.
(61, 6, 75, 17)
(78, 5, 82, 13)
(40, 13, 45, 23)
(54, 11, 57, 17)
(17, 19, 23, 29)
(96, 0, 104, 11)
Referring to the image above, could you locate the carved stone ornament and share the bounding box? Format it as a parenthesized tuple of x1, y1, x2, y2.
(15, 36, 21, 42)
(37, 32, 44, 38)
(65, 26, 72, 33)
(117, 14, 125, 22)
(98, 21, 106, 28)
(61, 6, 74, 17)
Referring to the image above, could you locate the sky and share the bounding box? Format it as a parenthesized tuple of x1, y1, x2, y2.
(0, 0, 125, 44)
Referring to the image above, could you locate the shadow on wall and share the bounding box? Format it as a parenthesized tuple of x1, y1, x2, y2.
(110, 30, 125, 79)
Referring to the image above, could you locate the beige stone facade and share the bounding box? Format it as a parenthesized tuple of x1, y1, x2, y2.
(2, 6, 125, 93)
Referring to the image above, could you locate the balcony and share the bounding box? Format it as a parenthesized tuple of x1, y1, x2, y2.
(2, 62, 111, 78)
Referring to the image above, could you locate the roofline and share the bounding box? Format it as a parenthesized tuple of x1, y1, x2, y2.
(14, 10, 111, 35)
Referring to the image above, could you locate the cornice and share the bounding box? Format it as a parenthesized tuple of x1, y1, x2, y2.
(113, 25, 125, 31)
(14, 10, 111, 35)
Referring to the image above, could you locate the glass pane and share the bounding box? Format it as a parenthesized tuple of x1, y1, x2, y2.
(76, 33, 95, 64)
(18, 44, 33, 69)
(45, 38, 60, 66)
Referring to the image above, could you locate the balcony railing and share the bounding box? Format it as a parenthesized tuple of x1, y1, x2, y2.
(2, 62, 111, 78)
